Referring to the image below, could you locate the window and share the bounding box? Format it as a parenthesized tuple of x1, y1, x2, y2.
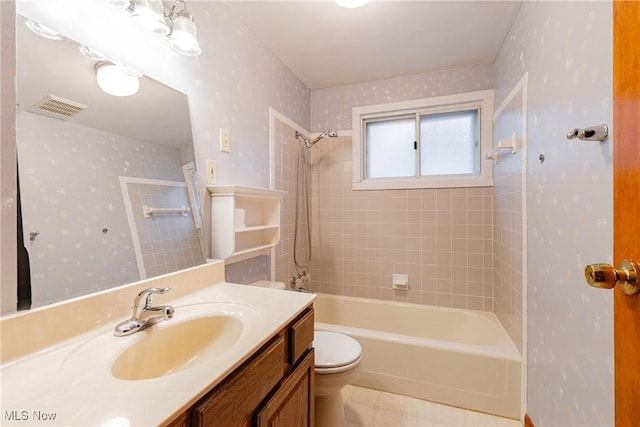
(352, 90, 493, 190)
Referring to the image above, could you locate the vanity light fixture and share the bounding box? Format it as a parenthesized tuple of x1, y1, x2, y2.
(24, 19, 63, 40)
(126, 0, 202, 56)
(95, 62, 141, 97)
(95, 0, 130, 8)
(166, 0, 202, 56)
(79, 45, 108, 61)
(131, 0, 170, 34)
(334, 0, 371, 8)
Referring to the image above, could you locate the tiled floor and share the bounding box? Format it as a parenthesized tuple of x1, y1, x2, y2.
(343, 385, 523, 427)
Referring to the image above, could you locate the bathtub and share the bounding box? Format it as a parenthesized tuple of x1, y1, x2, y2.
(313, 294, 521, 419)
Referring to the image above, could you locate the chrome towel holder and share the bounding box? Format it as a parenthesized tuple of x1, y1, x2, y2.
(142, 205, 190, 218)
(566, 124, 608, 142)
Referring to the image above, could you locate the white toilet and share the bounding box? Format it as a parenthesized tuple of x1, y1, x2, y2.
(248, 281, 362, 427)
(313, 330, 362, 427)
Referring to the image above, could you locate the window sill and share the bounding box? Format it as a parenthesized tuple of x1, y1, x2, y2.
(352, 175, 493, 190)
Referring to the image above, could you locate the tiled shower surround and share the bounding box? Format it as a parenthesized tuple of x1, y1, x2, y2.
(124, 181, 204, 279)
(274, 117, 495, 311)
(273, 118, 304, 289)
(310, 136, 495, 310)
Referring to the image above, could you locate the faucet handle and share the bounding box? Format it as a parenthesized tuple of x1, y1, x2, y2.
(134, 287, 171, 307)
(163, 305, 175, 320)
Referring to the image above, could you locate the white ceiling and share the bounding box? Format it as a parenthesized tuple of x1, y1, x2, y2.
(16, 14, 192, 149)
(226, 1, 522, 90)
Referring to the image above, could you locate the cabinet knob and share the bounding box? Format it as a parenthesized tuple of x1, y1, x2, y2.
(584, 259, 640, 295)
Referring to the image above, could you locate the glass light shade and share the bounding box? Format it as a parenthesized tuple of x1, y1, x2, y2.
(335, 0, 370, 8)
(95, 0, 130, 8)
(25, 19, 63, 40)
(79, 45, 108, 61)
(95, 63, 140, 97)
(131, 0, 170, 35)
(168, 16, 202, 56)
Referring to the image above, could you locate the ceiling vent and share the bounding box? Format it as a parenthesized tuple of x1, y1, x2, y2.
(31, 95, 88, 119)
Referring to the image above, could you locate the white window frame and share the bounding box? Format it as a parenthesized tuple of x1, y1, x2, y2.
(352, 90, 494, 190)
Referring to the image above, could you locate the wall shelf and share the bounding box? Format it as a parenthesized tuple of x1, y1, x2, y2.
(208, 185, 286, 264)
(235, 224, 280, 233)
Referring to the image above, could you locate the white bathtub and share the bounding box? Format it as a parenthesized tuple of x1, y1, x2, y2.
(314, 294, 521, 419)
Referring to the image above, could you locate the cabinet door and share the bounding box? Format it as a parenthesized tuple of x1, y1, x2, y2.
(256, 350, 315, 427)
(193, 336, 285, 427)
(165, 410, 190, 427)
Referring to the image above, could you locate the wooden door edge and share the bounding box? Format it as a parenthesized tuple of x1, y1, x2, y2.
(524, 414, 534, 427)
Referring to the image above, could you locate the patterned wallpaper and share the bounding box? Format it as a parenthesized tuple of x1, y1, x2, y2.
(311, 63, 494, 132)
(17, 111, 189, 307)
(495, 2, 614, 425)
(225, 256, 270, 285)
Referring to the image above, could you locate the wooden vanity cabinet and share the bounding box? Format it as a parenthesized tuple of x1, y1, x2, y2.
(167, 306, 315, 427)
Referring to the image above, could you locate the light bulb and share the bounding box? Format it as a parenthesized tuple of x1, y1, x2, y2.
(95, 62, 140, 97)
(335, 0, 370, 8)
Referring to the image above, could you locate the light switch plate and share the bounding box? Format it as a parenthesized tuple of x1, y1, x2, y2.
(220, 129, 231, 153)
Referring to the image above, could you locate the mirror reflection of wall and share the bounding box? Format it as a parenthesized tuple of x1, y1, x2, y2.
(16, 14, 205, 309)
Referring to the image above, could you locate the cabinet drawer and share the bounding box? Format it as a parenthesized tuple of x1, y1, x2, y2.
(193, 336, 285, 427)
(289, 309, 314, 364)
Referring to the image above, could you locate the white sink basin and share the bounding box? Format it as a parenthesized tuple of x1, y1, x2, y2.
(112, 314, 244, 381)
(60, 302, 263, 385)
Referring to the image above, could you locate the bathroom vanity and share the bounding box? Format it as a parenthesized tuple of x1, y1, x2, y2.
(0, 261, 316, 426)
(169, 307, 314, 427)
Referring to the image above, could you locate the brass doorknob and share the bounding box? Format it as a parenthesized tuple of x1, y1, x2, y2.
(585, 259, 640, 295)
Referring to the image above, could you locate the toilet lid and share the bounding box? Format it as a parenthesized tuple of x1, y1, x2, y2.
(314, 331, 362, 368)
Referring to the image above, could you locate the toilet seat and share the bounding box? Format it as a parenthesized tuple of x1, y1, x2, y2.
(314, 331, 362, 373)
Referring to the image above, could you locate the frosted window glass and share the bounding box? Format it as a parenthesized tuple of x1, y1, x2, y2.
(420, 109, 478, 176)
(366, 118, 416, 178)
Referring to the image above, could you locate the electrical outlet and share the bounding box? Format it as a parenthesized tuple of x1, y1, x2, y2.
(206, 159, 217, 184)
(220, 129, 231, 153)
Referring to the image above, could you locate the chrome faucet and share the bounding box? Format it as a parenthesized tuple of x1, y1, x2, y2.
(114, 287, 175, 336)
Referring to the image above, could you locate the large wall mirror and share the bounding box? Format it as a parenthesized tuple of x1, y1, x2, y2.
(14, 14, 206, 310)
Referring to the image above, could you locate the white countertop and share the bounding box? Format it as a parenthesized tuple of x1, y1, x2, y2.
(0, 282, 315, 426)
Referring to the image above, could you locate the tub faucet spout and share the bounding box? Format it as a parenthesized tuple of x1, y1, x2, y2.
(114, 287, 174, 336)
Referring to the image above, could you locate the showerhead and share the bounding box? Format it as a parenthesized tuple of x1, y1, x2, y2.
(295, 130, 338, 149)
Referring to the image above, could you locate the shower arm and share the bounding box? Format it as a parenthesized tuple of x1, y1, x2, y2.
(295, 130, 338, 149)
